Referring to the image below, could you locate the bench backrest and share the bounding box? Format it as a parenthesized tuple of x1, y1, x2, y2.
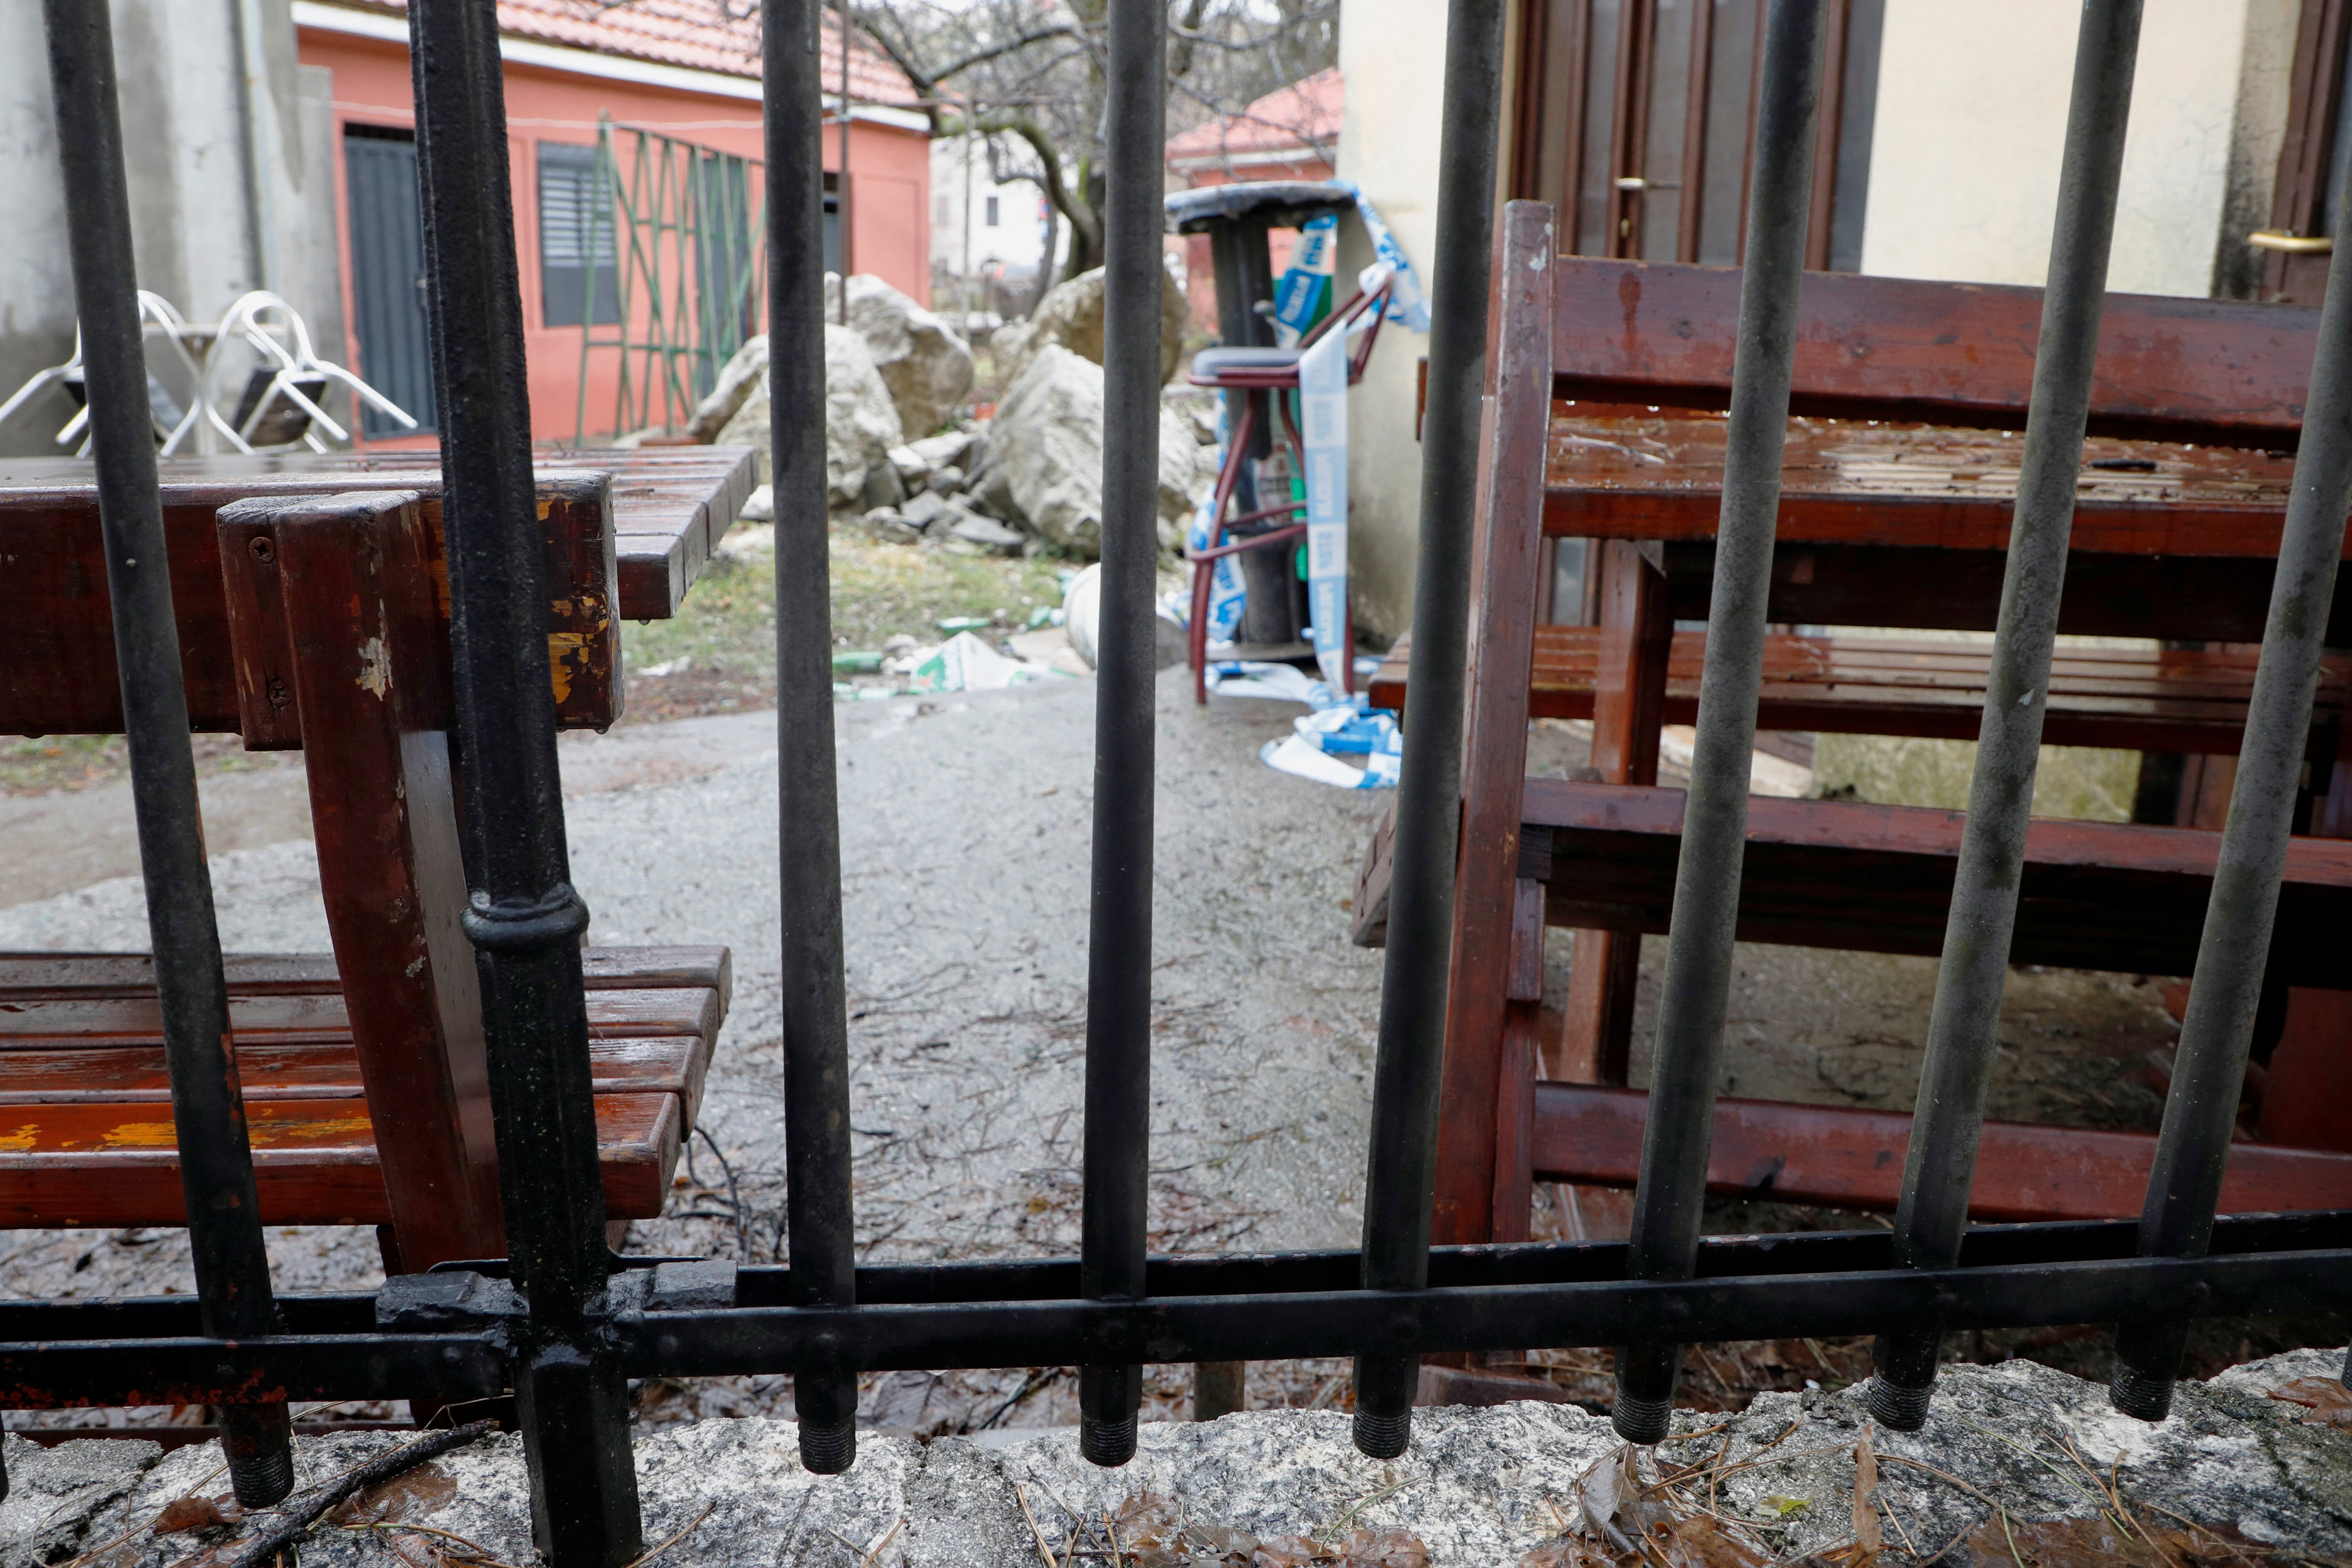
(1553, 258, 2322, 447)
(0, 470, 620, 738)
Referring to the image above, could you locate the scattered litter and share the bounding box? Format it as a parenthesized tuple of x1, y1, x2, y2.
(1213, 662, 1404, 788)
(1206, 661, 1328, 704)
(833, 651, 883, 674)
(1026, 605, 1059, 629)
(906, 630, 1069, 694)
(938, 615, 995, 633)
(1262, 734, 1395, 789)
(738, 483, 774, 522)
(637, 656, 692, 679)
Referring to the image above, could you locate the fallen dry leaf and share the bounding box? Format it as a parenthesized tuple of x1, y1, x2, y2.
(1335, 1528, 1430, 1568)
(1851, 1426, 1882, 1566)
(1648, 1514, 1773, 1568)
(2267, 1376, 2352, 1430)
(151, 1496, 232, 1534)
(1252, 1533, 1328, 1568)
(1960, 1513, 2347, 1568)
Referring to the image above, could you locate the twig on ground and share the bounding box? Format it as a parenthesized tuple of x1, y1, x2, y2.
(626, 1502, 718, 1568)
(230, 1419, 499, 1567)
(1015, 1485, 1060, 1568)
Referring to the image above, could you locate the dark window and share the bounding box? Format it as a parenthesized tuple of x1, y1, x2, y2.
(342, 126, 437, 436)
(985, 194, 1000, 227)
(539, 142, 621, 328)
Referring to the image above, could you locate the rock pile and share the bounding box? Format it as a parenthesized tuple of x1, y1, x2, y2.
(9, 1349, 2348, 1567)
(687, 266, 1215, 558)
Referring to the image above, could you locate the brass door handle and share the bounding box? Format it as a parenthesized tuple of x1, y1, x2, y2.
(2249, 230, 2333, 253)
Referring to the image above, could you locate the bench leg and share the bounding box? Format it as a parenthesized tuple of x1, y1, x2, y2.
(220, 495, 506, 1272)
(1551, 540, 1669, 1086)
(2259, 726, 2352, 1149)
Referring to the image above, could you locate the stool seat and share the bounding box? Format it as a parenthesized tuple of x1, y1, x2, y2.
(1190, 345, 1303, 383)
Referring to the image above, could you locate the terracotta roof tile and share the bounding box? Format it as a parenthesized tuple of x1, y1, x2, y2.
(1166, 67, 1341, 165)
(310, 0, 919, 104)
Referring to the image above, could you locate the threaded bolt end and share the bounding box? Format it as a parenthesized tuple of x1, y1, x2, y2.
(1080, 1413, 1138, 1468)
(1865, 1375, 1935, 1432)
(1352, 1406, 1411, 1459)
(228, 1441, 296, 1509)
(1611, 1390, 1673, 1445)
(798, 1417, 858, 1474)
(2109, 1363, 2176, 1423)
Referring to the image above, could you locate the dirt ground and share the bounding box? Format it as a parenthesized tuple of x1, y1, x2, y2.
(0, 529, 2337, 1438)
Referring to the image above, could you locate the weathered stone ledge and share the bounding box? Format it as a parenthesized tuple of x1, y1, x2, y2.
(6, 1349, 2348, 1566)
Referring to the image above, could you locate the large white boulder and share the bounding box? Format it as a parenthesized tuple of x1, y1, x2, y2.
(991, 262, 1190, 393)
(687, 334, 769, 442)
(987, 344, 1211, 557)
(715, 324, 903, 507)
(824, 273, 975, 437)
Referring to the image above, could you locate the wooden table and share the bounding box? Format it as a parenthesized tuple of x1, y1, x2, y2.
(1541, 412, 2334, 641)
(0, 444, 757, 737)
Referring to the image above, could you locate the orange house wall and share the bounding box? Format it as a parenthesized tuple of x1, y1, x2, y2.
(298, 29, 930, 445)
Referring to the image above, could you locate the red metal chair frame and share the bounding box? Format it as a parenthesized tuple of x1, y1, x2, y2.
(1182, 276, 1393, 702)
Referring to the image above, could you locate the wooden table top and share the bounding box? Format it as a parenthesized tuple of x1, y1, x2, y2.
(0, 443, 758, 620)
(1545, 410, 2312, 560)
(1, 444, 758, 737)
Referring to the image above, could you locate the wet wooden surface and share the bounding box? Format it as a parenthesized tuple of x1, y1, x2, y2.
(1552, 257, 2322, 446)
(0, 445, 755, 737)
(1374, 625, 2352, 754)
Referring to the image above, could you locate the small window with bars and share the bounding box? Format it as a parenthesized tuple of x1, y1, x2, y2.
(539, 142, 621, 328)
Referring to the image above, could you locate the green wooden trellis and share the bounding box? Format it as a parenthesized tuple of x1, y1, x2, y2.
(574, 115, 766, 443)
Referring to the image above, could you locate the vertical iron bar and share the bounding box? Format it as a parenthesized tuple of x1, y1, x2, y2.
(837, 0, 852, 319)
(1610, 0, 1826, 1447)
(1077, 0, 1167, 1471)
(1349, 0, 1508, 1461)
(2109, 148, 2352, 1426)
(1864, 0, 2143, 1434)
(766, 0, 863, 1476)
(407, 0, 642, 1556)
(38, 0, 295, 1508)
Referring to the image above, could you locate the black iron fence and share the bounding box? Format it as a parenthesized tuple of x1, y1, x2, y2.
(17, 0, 2352, 1561)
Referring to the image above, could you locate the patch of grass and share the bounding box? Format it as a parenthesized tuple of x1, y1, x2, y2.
(616, 524, 1073, 723)
(1, 732, 284, 797)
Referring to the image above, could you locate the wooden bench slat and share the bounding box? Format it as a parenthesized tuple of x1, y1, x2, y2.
(1522, 779, 2352, 983)
(1553, 259, 2320, 446)
(1529, 1081, 2352, 1222)
(0, 1093, 681, 1226)
(0, 946, 730, 1003)
(0, 986, 721, 1048)
(0, 1035, 707, 1122)
(1372, 626, 2346, 754)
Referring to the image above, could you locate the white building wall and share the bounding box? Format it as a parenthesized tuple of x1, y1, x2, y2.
(1333, 0, 1455, 643)
(0, 0, 340, 457)
(929, 135, 1055, 317)
(1860, 0, 2253, 295)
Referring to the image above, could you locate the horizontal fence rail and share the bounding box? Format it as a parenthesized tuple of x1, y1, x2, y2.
(19, 0, 2352, 1553)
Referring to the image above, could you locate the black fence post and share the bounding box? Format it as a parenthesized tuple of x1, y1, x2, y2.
(1866, 0, 2143, 1432)
(1349, 0, 1507, 1461)
(1078, 0, 1169, 1470)
(2109, 130, 2352, 1426)
(765, 0, 863, 1476)
(1609, 0, 1828, 1446)
(406, 0, 641, 1556)
(36, 0, 295, 1509)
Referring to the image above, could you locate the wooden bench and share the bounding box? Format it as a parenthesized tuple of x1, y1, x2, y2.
(1375, 626, 2352, 756)
(1391, 205, 2352, 1250)
(0, 947, 724, 1241)
(0, 464, 747, 1276)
